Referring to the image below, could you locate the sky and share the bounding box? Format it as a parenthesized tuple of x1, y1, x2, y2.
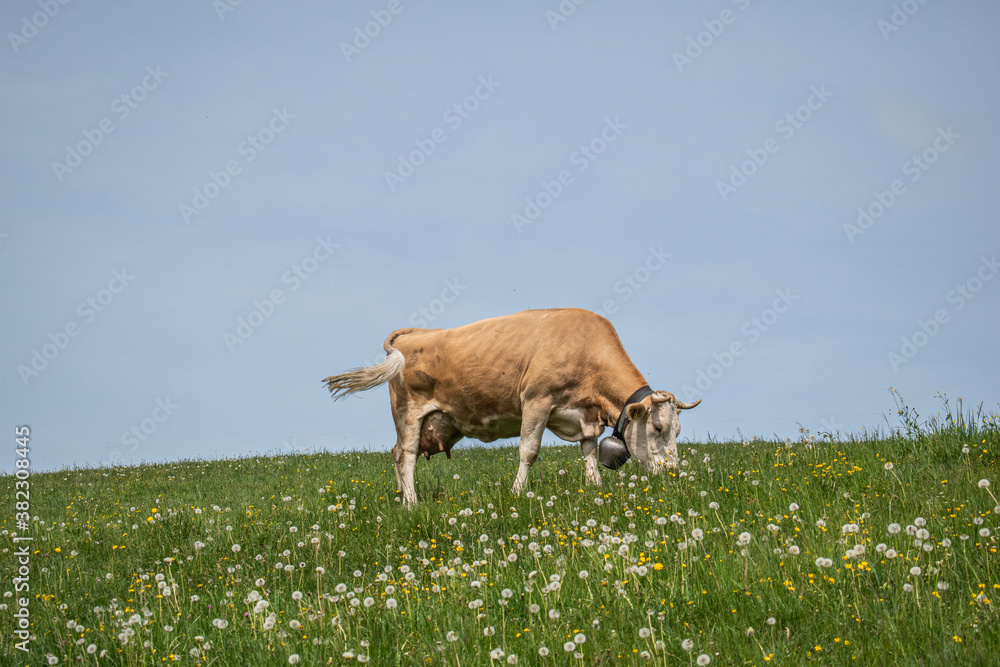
(2, 1, 998, 474)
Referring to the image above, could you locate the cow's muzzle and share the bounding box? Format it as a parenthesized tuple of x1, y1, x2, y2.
(598, 436, 631, 470)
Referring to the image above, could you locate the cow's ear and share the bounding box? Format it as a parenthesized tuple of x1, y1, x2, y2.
(625, 402, 647, 423)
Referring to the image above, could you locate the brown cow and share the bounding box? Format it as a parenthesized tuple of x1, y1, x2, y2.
(322, 308, 699, 506)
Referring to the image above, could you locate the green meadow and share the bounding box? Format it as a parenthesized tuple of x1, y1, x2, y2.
(2, 395, 998, 666)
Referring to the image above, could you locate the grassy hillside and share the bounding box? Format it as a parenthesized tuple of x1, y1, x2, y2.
(2, 397, 998, 666)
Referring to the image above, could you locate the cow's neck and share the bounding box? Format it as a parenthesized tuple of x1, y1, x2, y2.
(597, 368, 649, 427)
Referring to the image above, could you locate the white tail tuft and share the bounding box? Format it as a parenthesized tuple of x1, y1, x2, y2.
(322, 350, 404, 400)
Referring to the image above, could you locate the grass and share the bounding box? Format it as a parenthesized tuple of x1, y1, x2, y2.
(2, 393, 998, 666)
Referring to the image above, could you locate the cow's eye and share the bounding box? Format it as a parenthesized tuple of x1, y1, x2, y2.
(653, 424, 663, 434)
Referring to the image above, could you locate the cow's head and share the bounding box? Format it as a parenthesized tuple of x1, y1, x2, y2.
(623, 391, 701, 473)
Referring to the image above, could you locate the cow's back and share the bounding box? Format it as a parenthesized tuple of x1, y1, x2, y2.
(385, 308, 639, 418)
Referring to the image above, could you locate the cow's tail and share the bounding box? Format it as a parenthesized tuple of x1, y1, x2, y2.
(323, 345, 405, 401)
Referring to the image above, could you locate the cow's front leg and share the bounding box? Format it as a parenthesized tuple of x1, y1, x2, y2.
(512, 403, 551, 496)
(580, 436, 603, 486)
(392, 415, 422, 508)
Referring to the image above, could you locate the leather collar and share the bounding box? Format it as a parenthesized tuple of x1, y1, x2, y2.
(612, 385, 653, 441)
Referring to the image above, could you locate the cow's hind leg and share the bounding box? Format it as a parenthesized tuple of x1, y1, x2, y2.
(512, 402, 551, 496)
(391, 412, 424, 508)
(580, 436, 603, 486)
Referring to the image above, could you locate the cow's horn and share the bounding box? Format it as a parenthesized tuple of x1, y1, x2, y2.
(676, 398, 702, 410)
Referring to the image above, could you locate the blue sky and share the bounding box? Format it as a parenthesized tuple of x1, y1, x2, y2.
(2, 1, 998, 473)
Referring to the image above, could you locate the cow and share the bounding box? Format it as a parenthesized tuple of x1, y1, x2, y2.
(322, 308, 700, 506)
